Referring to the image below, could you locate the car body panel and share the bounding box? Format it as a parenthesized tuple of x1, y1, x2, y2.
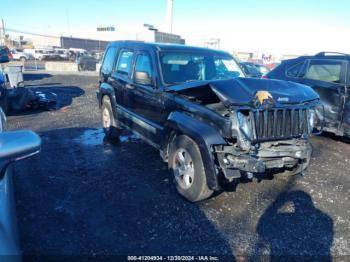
(266, 54, 350, 136)
(0, 167, 20, 256)
(166, 78, 319, 106)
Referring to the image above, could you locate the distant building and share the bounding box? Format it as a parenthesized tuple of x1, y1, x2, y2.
(154, 31, 185, 44)
(60, 37, 110, 52)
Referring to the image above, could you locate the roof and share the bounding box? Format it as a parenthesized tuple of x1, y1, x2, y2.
(108, 40, 231, 56)
(285, 51, 350, 63)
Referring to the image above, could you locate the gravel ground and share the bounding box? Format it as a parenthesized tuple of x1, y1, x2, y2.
(7, 73, 350, 261)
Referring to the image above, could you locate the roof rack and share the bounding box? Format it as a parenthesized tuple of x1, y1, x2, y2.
(315, 51, 350, 57)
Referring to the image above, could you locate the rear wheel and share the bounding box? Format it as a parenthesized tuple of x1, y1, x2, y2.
(169, 135, 213, 202)
(101, 96, 121, 139)
(20, 57, 27, 62)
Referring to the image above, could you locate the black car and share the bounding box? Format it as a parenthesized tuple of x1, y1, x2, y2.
(240, 62, 271, 78)
(265, 52, 350, 137)
(97, 41, 322, 202)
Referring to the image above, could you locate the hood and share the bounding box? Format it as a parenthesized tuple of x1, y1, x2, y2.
(167, 78, 319, 106)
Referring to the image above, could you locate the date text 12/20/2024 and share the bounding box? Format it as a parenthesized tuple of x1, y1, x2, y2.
(127, 255, 220, 261)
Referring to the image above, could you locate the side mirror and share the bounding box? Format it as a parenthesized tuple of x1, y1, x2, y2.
(0, 131, 41, 180)
(134, 71, 152, 86)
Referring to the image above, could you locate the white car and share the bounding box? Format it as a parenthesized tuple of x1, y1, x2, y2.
(10, 49, 34, 62)
(54, 48, 69, 60)
(24, 49, 50, 61)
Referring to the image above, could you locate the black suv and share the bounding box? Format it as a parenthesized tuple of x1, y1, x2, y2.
(97, 41, 322, 202)
(265, 52, 350, 137)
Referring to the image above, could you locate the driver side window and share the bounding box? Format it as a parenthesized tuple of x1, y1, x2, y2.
(134, 53, 152, 78)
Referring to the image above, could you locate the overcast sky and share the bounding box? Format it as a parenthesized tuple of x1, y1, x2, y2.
(2, 0, 350, 54)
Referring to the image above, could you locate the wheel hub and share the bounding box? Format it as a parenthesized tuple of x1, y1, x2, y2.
(173, 148, 194, 189)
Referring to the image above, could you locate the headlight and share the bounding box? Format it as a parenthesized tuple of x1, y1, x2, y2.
(237, 112, 253, 140)
(308, 105, 324, 132)
(231, 111, 252, 151)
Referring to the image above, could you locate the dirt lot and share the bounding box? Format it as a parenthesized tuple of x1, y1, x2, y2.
(7, 72, 350, 260)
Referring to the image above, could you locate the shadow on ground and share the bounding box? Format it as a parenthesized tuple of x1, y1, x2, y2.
(23, 73, 53, 81)
(254, 190, 333, 261)
(13, 128, 234, 259)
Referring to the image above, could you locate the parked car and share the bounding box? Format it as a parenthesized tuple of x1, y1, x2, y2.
(265, 52, 350, 137)
(97, 41, 323, 202)
(0, 53, 9, 113)
(24, 49, 50, 61)
(54, 48, 69, 60)
(10, 48, 34, 62)
(0, 46, 12, 61)
(254, 63, 271, 75)
(77, 55, 98, 71)
(240, 62, 263, 78)
(240, 62, 271, 78)
(0, 107, 41, 257)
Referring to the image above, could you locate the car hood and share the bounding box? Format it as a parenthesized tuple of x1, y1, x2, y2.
(166, 78, 319, 106)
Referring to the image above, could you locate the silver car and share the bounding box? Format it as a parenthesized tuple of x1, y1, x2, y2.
(0, 108, 41, 257)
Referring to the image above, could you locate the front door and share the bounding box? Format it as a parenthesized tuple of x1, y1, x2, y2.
(122, 51, 164, 146)
(301, 59, 347, 133)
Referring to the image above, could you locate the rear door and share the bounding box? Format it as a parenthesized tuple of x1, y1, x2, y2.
(109, 49, 134, 109)
(300, 59, 347, 133)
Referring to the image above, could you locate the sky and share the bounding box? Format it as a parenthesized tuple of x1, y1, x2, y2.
(1, 0, 350, 54)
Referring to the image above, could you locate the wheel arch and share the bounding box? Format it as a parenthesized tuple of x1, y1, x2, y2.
(98, 83, 118, 119)
(162, 111, 226, 191)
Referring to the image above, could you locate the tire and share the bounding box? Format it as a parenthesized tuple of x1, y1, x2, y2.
(168, 135, 213, 202)
(101, 96, 121, 139)
(20, 57, 27, 62)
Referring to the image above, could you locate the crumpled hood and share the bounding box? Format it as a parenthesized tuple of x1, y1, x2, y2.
(167, 78, 319, 106)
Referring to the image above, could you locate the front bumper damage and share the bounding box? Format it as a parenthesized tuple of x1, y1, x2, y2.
(215, 139, 312, 179)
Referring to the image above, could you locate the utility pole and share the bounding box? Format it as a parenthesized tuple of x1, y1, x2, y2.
(0, 19, 5, 46)
(166, 0, 174, 34)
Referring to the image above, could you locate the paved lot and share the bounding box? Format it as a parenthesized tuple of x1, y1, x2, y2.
(7, 73, 350, 260)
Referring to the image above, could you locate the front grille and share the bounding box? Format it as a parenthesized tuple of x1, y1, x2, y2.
(248, 108, 310, 142)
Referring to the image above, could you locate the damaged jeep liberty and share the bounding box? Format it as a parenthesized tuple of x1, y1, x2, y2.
(97, 41, 323, 202)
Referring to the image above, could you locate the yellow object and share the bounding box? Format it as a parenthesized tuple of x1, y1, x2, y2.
(255, 91, 273, 104)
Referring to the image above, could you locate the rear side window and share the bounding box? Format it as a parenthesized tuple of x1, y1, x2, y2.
(116, 50, 134, 75)
(304, 59, 344, 83)
(286, 62, 305, 78)
(101, 47, 117, 74)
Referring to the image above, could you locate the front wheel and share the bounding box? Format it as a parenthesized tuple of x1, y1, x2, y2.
(101, 96, 121, 139)
(169, 135, 213, 202)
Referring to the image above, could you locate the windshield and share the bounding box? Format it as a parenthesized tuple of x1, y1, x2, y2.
(160, 51, 244, 85)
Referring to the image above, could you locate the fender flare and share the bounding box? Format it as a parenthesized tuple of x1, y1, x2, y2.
(98, 83, 118, 122)
(163, 111, 226, 190)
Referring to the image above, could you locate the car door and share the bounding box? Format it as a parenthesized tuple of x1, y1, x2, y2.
(109, 49, 134, 110)
(300, 59, 347, 132)
(342, 62, 350, 135)
(122, 51, 164, 146)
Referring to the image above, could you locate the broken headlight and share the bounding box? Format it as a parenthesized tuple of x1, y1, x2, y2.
(237, 112, 253, 140)
(231, 111, 252, 150)
(308, 105, 324, 132)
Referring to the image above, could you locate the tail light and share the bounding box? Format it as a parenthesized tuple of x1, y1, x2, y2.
(261, 75, 269, 79)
